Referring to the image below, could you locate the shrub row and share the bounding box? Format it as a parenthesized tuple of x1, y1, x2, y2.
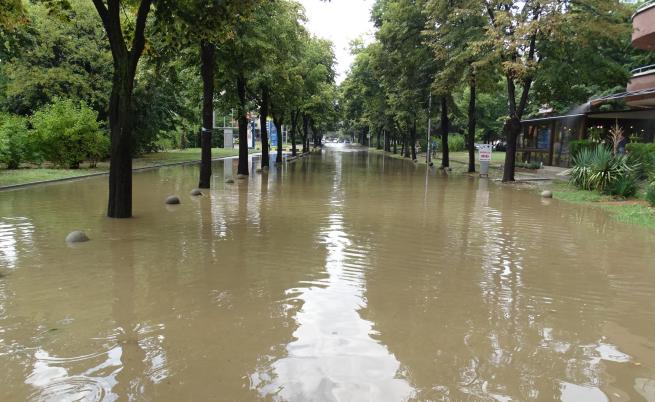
(626, 142, 655, 179)
(0, 99, 108, 169)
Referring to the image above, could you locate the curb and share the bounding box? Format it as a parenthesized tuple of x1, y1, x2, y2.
(0, 153, 258, 192)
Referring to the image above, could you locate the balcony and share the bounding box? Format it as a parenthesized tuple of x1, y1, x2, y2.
(626, 65, 655, 107)
(632, 1, 655, 50)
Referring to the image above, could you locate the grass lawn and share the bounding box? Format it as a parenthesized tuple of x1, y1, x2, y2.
(548, 181, 655, 230)
(0, 147, 251, 188)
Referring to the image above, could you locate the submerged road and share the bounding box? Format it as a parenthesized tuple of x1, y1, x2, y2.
(1, 146, 655, 401)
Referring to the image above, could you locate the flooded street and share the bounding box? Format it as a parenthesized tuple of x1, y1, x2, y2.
(1, 146, 655, 401)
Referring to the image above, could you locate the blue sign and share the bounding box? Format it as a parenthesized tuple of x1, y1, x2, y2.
(268, 121, 278, 147)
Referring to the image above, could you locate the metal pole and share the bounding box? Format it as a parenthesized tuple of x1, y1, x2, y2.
(426, 93, 432, 164)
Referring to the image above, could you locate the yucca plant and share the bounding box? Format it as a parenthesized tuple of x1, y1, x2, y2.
(569, 147, 595, 190)
(588, 146, 625, 192)
(569, 145, 633, 192)
(605, 172, 638, 198)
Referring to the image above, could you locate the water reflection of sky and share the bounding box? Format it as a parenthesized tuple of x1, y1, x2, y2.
(0, 217, 35, 270)
(24, 323, 169, 402)
(252, 151, 414, 401)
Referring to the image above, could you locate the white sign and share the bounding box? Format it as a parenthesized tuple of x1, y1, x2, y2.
(224, 128, 234, 149)
(477, 144, 493, 162)
(248, 123, 255, 148)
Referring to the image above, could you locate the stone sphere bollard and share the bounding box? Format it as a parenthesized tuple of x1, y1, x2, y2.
(225, 178, 235, 184)
(165, 195, 181, 205)
(541, 190, 553, 198)
(190, 188, 202, 196)
(66, 231, 89, 243)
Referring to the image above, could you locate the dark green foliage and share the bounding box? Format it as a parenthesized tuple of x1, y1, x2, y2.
(646, 182, 655, 207)
(569, 139, 596, 159)
(448, 135, 466, 152)
(605, 173, 638, 198)
(0, 1, 112, 116)
(31, 99, 108, 168)
(0, 114, 31, 168)
(626, 143, 655, 179)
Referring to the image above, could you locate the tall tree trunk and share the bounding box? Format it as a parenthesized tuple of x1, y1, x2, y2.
(107, 68, 134, 218)
(411, 119, 417, 160)
(274, 114, 283, 163)
(503, 117, 521, 182)
(260, 87, 270, 168)
(441, 97, 450, 168)
(377, 128, 382, 149)
(237, 74, 249, 176)
(302, 114, 309, 153)
(199, 41, 215, 188)
(290, 109, 298, 156)
(92, 0, 152, 218)
(403, 132, 410, 158)
(467, 74, 477, 173)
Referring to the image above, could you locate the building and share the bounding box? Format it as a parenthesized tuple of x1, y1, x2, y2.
(519, 1, 655, 167)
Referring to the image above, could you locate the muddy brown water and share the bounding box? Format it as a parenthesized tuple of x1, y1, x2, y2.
(1, 146, 655, 401)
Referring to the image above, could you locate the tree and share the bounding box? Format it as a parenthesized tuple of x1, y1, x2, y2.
(0, 1, 112, 116)
(478, 0, 630, 181)
(91, 0, 152, 218)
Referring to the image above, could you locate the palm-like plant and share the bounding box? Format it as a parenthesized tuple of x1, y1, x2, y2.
(569, 145, 633, 192)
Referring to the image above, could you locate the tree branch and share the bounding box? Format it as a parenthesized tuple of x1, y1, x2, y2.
(129, 0, 153, 70)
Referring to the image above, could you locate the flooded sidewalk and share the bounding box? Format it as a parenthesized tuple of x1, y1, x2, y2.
(1, 147, 655, 401)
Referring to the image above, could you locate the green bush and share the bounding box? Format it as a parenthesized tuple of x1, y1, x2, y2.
(626, 143, 655, 179)
(570, 145, 633, 192)
(646, 182, 655, 207)
(0, 114, 32, 169)
(569, 139, 596, 159)
(605, 173, 638, 198)
(448, 135, 466, 152)
(31, 99, 109, 168)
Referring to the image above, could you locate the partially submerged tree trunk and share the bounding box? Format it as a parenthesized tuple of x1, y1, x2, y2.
(301, 114, 309, 153)
(290, 109, 298, 156)
(237, 74, 249, 176)
(273, 114, 283, 163)
(260, 87, 270, 168)
(440, 96, 450, 169)
(502, 116, 521, 182)
(92, 0, 152, 219)
(467, 74, 476, 173)
(199, 41, 215, 188)
(410, 118, 417, 160)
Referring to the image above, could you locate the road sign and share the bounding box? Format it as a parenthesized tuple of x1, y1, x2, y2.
(477, 144, 493, 161)
(268, 121, 278, 147)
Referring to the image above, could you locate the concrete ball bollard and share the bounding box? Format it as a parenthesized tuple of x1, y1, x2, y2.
(190, 189, 202, 196)
(541, 190, 553, 198)
(66, 231, 89, 243)
(165, 195, 181, 205)
(225, 178, 235, 184)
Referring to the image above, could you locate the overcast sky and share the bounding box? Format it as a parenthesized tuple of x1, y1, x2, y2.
(298, 0, 375, 84)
